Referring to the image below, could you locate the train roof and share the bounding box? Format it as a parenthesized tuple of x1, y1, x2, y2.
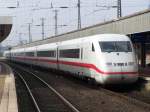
(36, 43, 57, 51)
(91, 34, 130, 41)
(11, 48, 25, 53)
(59, 34, 130, 45)
(25, 46, 36, 52)
(11, 34, 130, 51)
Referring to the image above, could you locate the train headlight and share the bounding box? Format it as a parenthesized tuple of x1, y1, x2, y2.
(106, 62, 112, 66)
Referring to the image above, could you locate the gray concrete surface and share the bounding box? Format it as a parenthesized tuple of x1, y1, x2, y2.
(0, 62, 18, 112)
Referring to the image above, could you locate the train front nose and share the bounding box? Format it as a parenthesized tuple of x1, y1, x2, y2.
(102, 62, 139, 84)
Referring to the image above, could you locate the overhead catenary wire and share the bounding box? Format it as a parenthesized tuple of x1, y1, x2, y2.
(61, 7, 111, 30)
(1, 0, 149, 46)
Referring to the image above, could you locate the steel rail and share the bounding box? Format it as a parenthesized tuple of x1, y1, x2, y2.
(14, 70, 41, 112)
(13, 65, 80, 112)
(100, 87, 150, 110)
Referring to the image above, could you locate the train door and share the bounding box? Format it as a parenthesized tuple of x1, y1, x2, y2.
(56, 47, 59, 70)
(82, 41, 93, 77)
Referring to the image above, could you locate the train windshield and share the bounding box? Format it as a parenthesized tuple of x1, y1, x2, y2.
(99, 41, 132, 52)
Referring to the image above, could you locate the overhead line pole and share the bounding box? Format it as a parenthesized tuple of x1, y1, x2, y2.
(117, 0, 122, 18)
(28, 23, 32, 43)
(41, 18, 45, 40)
(77, 0, 81, 29)
(54, 10, 58, 36)
(19, 33, 23, 45)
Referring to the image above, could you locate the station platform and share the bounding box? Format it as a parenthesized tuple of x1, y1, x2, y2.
(139, 67, 150, 80)
(0, 62, 18, 112)
(138, 67, 150, 91)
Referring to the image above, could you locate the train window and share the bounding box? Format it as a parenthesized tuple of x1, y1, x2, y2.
(99, 41, 132, 52)
(16, 52, 24, 56)
(92, 43, 95, 52)
(26, 52, 34, 57)
(37, 50, 56, 57)
(59, 49, 80, 58)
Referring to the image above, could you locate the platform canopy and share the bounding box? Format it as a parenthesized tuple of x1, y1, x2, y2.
(0, 16, 12, 42)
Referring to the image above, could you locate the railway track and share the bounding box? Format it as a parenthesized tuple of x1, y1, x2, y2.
(13, 64, 80, 112)
(7, 62, 150, 112)
(14, 70, 37, 112)
(36, 68, 150, 111)
(103, 80, 150, 103)
(30, 65, 150, 109)
(100, 86, 150, 111)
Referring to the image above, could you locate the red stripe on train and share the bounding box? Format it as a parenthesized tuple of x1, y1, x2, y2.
(14, 56, 138, 75)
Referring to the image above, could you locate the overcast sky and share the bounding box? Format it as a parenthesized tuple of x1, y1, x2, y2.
(0, 0, 150, 46)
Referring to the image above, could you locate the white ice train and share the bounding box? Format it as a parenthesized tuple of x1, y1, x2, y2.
(4, 34, 139, 84)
